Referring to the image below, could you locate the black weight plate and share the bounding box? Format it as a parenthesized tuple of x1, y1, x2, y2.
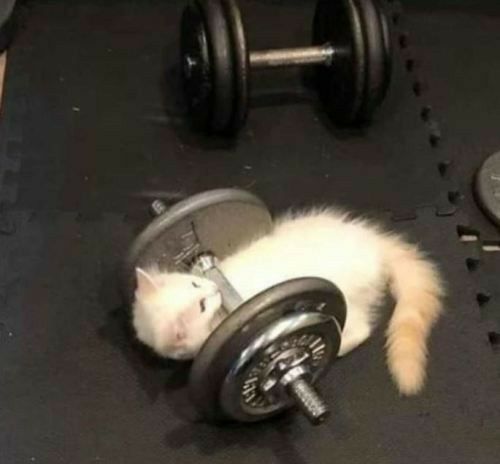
(475, 151, 500, 228)
(313, 0, 366, 126)
(199, 0, 235, 133)
(0, 0, 16, 22)
(122, 189, 272, 302)
(190, 278, 346, 422)
(180, 2, 213, 131)
(355, 0, 392, 122)
(376, 0, 393, 106)
(0, 0, 18, 53)
(221, 0, 249, 134)
(180, 0, 234, 133)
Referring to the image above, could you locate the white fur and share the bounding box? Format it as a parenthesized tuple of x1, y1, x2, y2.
(132, 208, 444, 394)
(133, 269, 222, 360)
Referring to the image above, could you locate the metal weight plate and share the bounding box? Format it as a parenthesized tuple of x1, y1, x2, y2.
(313, 0, 366, 125)
(354, 0, 392, 122)
(181, 0, 234, 133)
(475, 151, 500, 228)
(219, 311, 339, 422)
(221, 0, 249, 134)
(190, 278, 346, 422)
(122, 189, 272, 302)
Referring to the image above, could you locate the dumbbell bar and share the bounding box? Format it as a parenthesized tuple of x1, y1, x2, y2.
(150, 200, 330, 425)
(249, 44, 335, 69)
(180, 0, 392, 134)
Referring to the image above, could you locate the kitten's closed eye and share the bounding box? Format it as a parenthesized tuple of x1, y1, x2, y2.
(200, 299, 206, 312)
(192, 279, 219, 296)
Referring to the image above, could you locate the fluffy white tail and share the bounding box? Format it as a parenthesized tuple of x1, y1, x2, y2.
(384, 236, 444, 395)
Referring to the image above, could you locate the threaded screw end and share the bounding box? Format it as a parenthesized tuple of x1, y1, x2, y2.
(287, 378, 330, 425)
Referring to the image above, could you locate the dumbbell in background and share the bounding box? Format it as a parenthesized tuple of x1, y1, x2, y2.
(180, 0, 393, 134)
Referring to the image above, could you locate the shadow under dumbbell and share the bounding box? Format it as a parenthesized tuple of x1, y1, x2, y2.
(251, 66, 370, 138)
(246, 0, 312, 5)
(250, 91, 312, 108)
(246, 66, 314, 116)
(310, 100, 368, 141)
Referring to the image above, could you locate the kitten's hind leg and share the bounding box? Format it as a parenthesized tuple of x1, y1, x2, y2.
(337, 314, 371, 357)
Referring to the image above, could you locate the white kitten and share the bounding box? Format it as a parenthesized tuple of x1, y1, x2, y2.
(132, 208, 444, 395)
(133, 268, 223, 360)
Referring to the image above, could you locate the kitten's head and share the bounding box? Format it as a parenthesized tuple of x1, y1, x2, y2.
(133, 268, 223, 360)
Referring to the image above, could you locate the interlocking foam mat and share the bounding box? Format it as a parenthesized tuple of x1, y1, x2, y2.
(0, 1, 499, 463)
(405, 5, 500, 335)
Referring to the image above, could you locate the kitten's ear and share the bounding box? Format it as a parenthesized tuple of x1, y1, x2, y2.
(135, 268, 159, 295)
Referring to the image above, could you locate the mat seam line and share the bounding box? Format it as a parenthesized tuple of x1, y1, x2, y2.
(390, 0, 499, 350)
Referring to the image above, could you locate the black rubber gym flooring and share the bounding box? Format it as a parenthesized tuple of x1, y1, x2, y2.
(0, 1, 499, 462)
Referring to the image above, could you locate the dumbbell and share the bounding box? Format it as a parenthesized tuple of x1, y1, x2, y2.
(123, 188, 346, 424)
(180, 0, 392, 134)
